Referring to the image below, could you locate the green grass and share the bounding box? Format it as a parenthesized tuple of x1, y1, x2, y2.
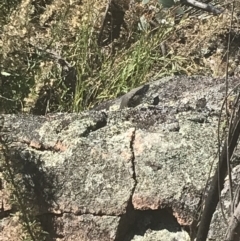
(0, 0, 189, 114)
(1, 0, 232, 114)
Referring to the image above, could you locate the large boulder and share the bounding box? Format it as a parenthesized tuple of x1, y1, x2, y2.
(0, 76, 239, 241)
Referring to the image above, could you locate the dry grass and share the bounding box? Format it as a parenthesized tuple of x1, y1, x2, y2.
(0, 0, 240, 114)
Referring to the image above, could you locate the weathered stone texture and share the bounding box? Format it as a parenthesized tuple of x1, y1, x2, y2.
(1, 76, 239, 241)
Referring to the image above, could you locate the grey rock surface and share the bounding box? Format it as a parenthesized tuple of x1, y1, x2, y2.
(208, 164, 240, 240)
(0, 76, 239, 241)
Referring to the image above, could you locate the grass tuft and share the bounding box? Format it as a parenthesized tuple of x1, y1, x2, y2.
(0, 0, 240, 114)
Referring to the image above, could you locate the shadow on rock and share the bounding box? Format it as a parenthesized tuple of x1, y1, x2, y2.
(116, 202, 182, 241)
(5, 147, 61, 240)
